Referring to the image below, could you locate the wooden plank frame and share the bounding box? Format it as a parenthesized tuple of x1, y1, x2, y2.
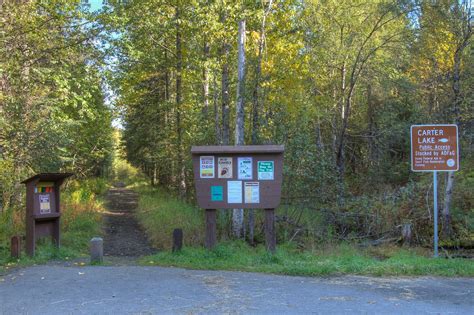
(191, 145, 283, 252)
(191, 145, 284, 210)
(22, 173, 73, 256)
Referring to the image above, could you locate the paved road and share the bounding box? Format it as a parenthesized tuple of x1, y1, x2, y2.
(1, 265, 473, 314)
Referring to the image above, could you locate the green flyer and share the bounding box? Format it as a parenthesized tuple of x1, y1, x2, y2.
(211, 185, 224, 201)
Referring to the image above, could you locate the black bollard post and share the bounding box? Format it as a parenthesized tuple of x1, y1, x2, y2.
(172, 228, 183, 252)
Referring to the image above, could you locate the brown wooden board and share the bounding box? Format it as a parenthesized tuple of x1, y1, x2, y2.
(22, 173, 73, 256)
(410, 125, 459, 172)
(191, 145, 284, 209)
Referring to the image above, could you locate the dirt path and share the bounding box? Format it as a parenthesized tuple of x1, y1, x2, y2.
(102, 186, 155, 257)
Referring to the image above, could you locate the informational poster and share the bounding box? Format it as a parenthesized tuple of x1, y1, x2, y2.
(258, 161, 274, 180)
(218, 157, 233, 178)
(211, 186, 224, 201)
(200, 156, 215, 178)
(410, 125, 459, 171)
(39, 194, 51, 214)
(238, 157, 253, 180)
(244, 182, 260, 204)
(227, 181, 242, 203)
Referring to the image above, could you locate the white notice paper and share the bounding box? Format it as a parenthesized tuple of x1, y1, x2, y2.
(200, 156, 215, 178)
(227, 181, 242, 203)
(244, 182, 260, 203)
(238, 157, 253, 180)
(39, 194, 51, 214)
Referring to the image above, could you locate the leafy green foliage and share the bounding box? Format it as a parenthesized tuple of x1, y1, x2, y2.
(105, 0, 473, 244)
(0, 1, 114, 247)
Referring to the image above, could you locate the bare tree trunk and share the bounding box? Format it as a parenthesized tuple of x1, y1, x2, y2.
(152, 162, 158, 186)
(249, 0, 272, 245)
(165, 51, 170, 102)
(366, 84, 377, 165)
(251, 0, 272, 145)
(443, 2, 472, 237)
(233, 19, 246, 239)
(175, 6, 186, 198)
(234, 20, 246, 146)
(335, 61, 347, 206)
(164, 51, 172, 186)
(202, 39, 210, 118)
(213, 74, 220, 144)
(221, 41, 230, 145)
(315, 118, 324, 149)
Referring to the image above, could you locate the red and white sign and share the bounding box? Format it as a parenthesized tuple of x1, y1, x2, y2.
(410, 124, 459, 172)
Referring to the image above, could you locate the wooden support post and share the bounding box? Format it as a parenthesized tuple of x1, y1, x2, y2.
(205, 209, 217, 249)
(172, 228, 183, 252)
(11, 236, 21, 259)
(53, 218, 60, 248)
(26, 225, 35, 257)
(265, 208, 276, 253)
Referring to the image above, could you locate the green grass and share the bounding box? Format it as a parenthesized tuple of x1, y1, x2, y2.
(140, 241, 474, 277)
(135, 184, 204, 249)
(134, 183, 474, 277)
(0, 242, 85, 275)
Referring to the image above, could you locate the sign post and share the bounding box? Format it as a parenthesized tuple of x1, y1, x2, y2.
(433, 171, 438, 257)
(410, 124, 459, 257)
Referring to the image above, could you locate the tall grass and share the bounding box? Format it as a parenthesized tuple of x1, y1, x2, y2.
(134, 184, 474, 277)
(142, 241, 474, 277)
(135, 185, 204, 249)
(60, 178, 108, 252)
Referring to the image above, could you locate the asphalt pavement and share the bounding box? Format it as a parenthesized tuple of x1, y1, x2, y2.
(0, 265, 473, 314)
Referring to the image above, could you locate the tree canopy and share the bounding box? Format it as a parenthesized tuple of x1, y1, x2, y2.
(1, 0, 472, 244)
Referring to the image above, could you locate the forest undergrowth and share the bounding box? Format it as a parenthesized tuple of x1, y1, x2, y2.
(134, 177, 474, 277)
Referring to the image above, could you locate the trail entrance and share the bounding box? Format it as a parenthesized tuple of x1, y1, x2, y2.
(102, 185, 155, 257)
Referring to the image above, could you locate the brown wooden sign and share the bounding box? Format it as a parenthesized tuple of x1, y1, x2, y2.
(191, 145, 284, 252)
(411, 124, 459, 172)
(22, 173, 73, 256)
(191, 145, 284, 209)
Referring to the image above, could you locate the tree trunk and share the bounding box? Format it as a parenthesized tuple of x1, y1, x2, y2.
(175, 7, 186, 198)
(233, 19, 246, 239)
(234, 20, 246, 146)
(335, 62, 347, 206)
(366, 84, 377, 165)
(202, 39, 210, 118)
(152, 162, 157, 186)
(443, 171, 455, 237)
(249, 0, 272, 244)
(220, 11, 230, 145)
(443, 8, 472, 237)
(251, 0, 272, 145)
(213, 74, 220, 144)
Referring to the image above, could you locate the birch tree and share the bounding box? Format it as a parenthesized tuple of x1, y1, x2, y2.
(233, 19, 246, 238)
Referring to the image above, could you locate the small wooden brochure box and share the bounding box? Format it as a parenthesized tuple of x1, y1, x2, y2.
(22, 173, 73, 256)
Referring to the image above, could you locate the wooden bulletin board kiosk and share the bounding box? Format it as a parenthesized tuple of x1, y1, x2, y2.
(21, 173, 73, 256)
(191, 145, 284, 252)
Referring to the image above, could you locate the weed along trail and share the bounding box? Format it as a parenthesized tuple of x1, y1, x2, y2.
(102, 184, 155, 258)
